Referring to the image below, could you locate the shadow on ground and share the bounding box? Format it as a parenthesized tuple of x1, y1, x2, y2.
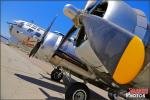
(39, 88, 64, 100)
(15, 73, 65, 93)
(15, 73, 107, 100)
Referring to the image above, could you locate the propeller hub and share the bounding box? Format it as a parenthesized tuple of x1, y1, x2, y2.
(64, 4, 81, 20)
(64, 4, 86, 27)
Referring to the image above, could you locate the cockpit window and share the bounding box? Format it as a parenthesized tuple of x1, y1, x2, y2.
(31, 25, 37, 29)
(18, 22, 24, 28)
(37, 28, 45, 32)
(26, 23, 32, 27)
(37, 28, 40, 31)
(39, 28, 45, 31)
(34, 32, 41, 37)
(27, 28, 34, 33)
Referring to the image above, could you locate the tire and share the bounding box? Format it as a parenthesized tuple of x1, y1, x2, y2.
(108, 91, 118, 100)
(51, 69, 63, 82)
(65, 82, 90, 100)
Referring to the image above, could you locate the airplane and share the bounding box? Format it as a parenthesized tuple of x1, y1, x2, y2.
(8, 0, 150, 100)
(7, 18, 56, 48)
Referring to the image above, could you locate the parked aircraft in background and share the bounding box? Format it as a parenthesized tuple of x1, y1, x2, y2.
(8, 0, 150, 100)
(7, 18, 75, 61)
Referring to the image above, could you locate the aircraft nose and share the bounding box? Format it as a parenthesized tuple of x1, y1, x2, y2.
(8, 24, 14, 33)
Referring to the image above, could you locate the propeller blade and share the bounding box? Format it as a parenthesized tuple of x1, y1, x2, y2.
(52, 1, 101, 55)
(29, 15, 58, 57)
(42, 15, 58, 42)
(57, 25, 77, 49)
(29, 41, 42, 57)
(52, 4, 79, 54)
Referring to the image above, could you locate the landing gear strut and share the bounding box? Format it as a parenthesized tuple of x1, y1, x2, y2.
(51, 67, 63, 82)
(65, 82, 90, 100)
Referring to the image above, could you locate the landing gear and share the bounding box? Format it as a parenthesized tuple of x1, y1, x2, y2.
(108, 92, 118, 100)
(108, 89, 118, 100)
(65, 82, 90, 100)
(51, 68, 63, 82)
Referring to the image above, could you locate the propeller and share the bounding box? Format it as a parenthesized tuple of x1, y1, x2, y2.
(57, 0, 106, 55)
(52, 1, 97, 56)
(29, 15, 58, 57)
(62, 4, 127, 71)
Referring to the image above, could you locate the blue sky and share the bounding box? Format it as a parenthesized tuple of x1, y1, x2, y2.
(1, 0, 150, 38)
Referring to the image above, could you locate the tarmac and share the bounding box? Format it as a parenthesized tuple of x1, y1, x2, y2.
(1, 42, 109, 100)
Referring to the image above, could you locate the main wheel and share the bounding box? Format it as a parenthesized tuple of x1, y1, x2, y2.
(65, 82, 90, 100)
(51, 68, 63, 82)
(108, 91, 118, 100)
